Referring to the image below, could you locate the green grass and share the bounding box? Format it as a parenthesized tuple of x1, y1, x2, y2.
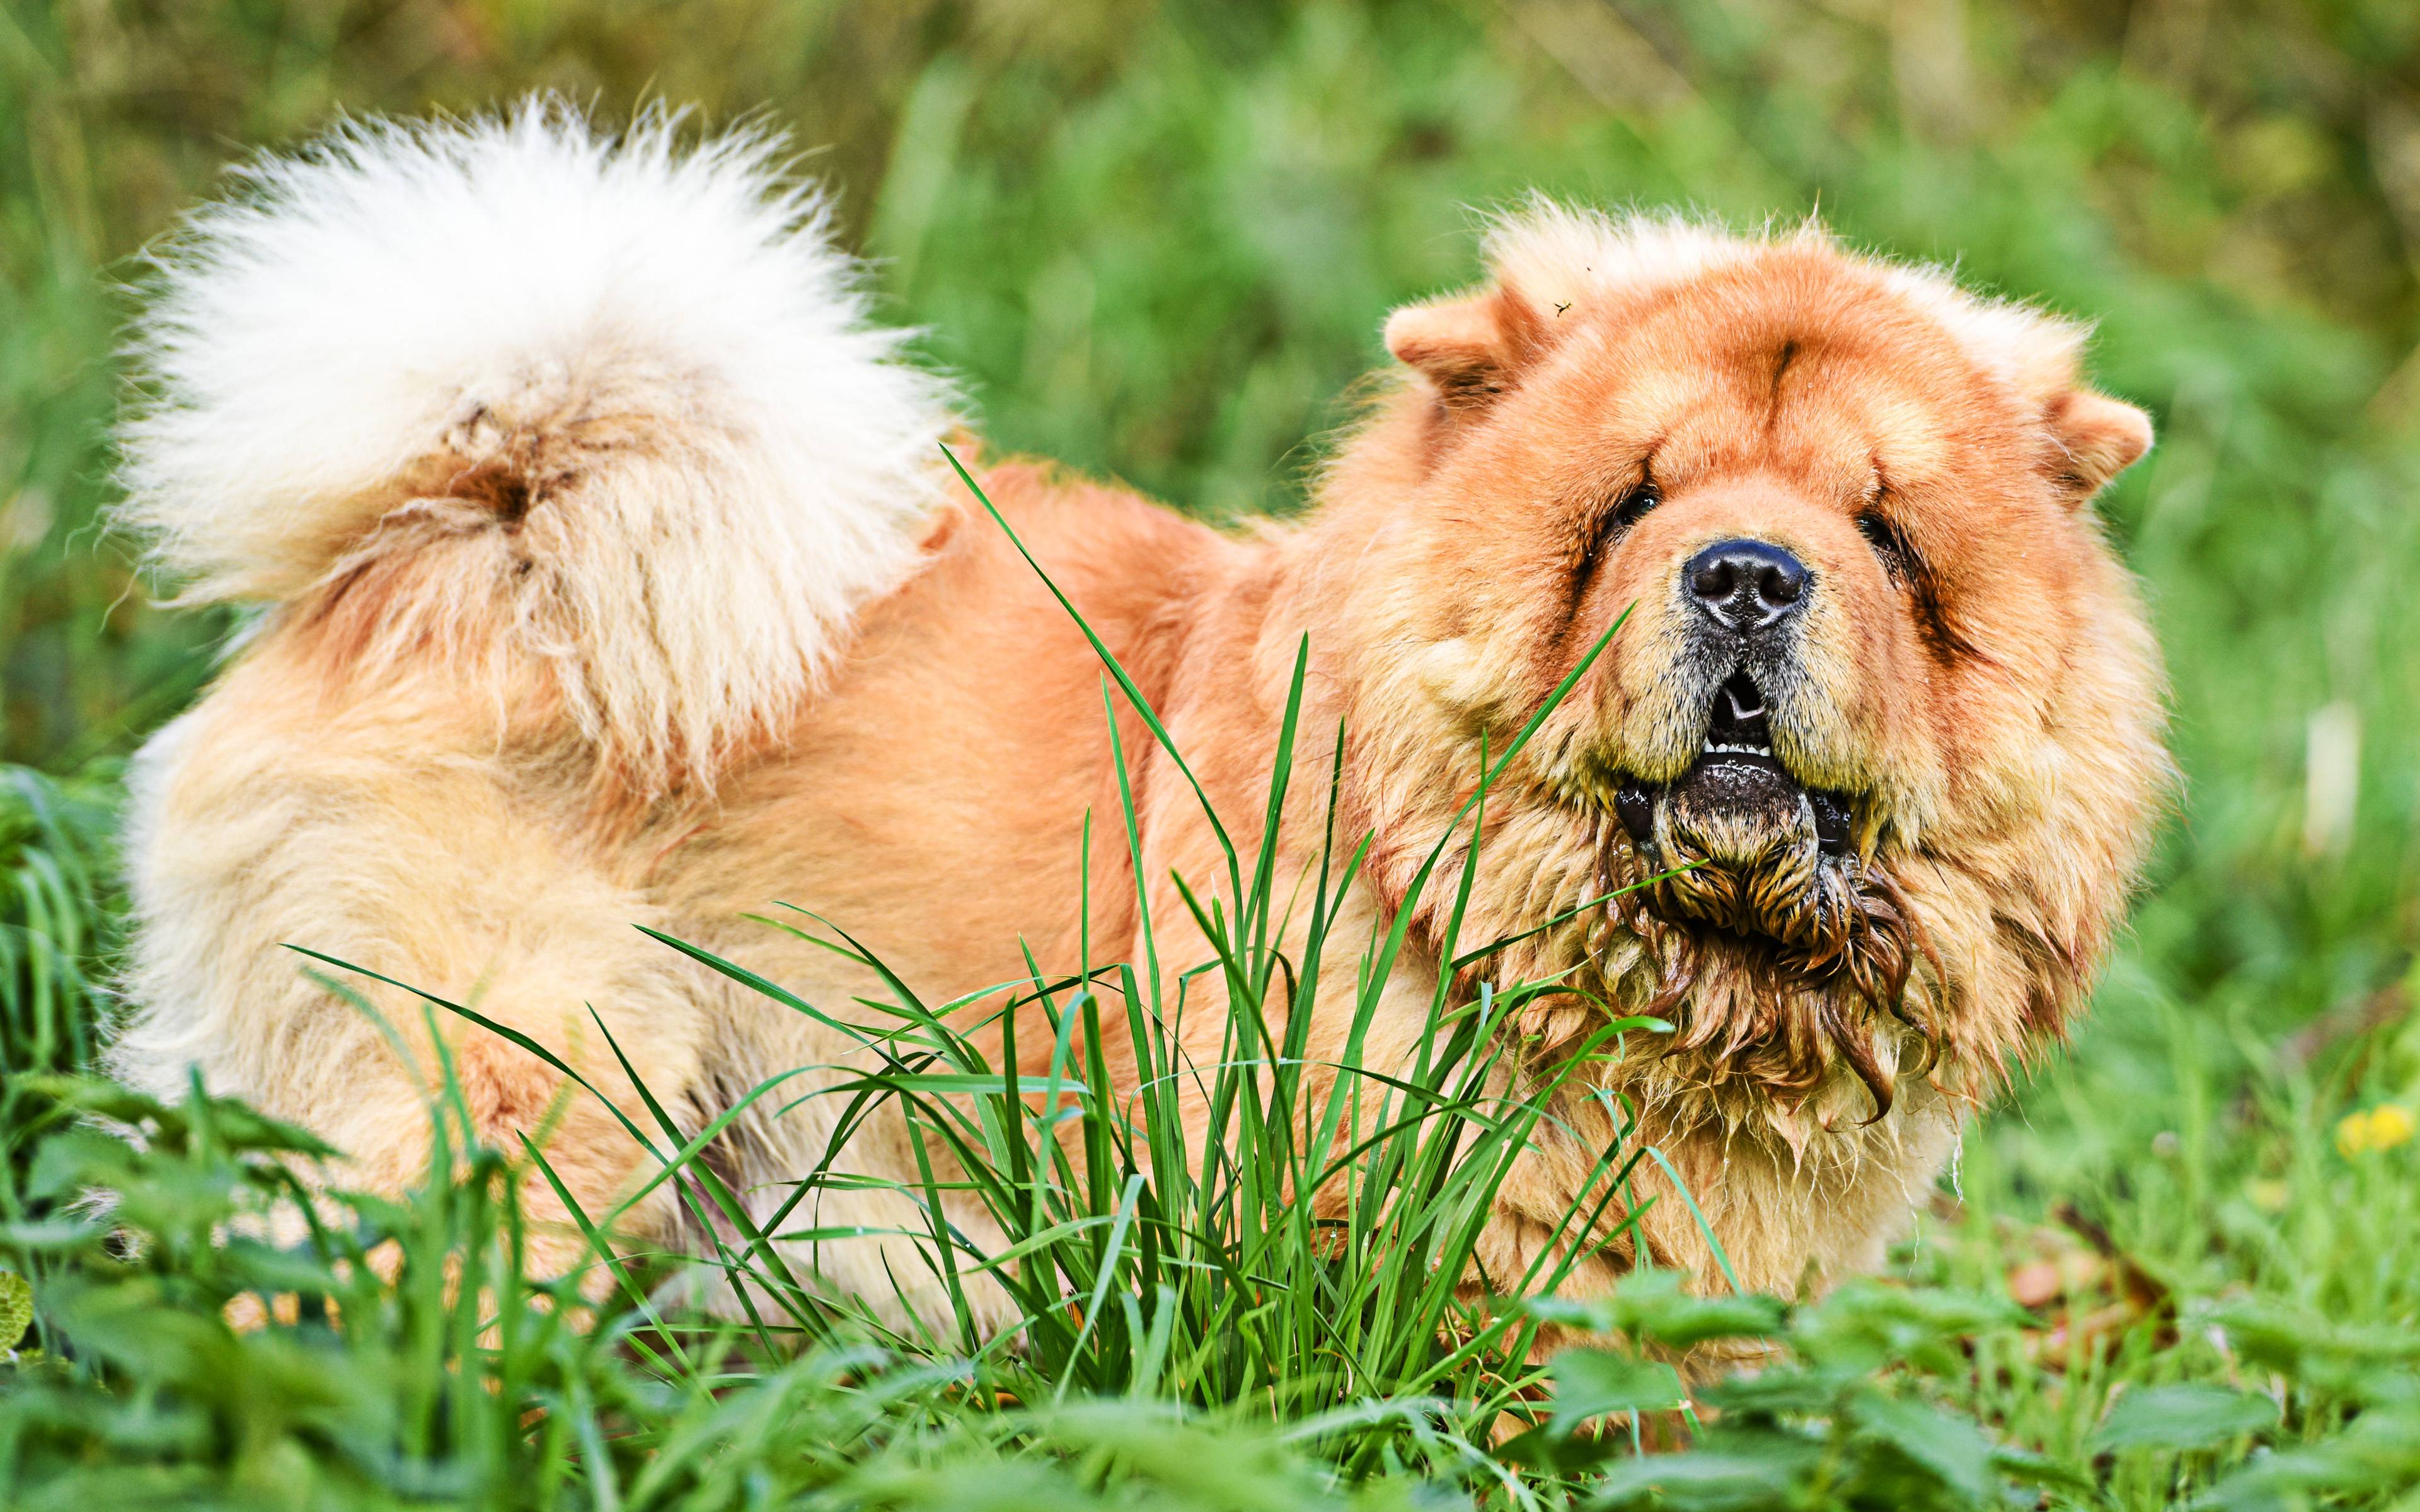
(4, 600, 2416, 1508)
(4, 1, 2419, 1507)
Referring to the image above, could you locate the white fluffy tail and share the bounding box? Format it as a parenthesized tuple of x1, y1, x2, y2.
(118, 99, 954, 791)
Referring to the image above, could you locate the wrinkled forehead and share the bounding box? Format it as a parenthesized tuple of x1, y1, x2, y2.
(1565, 256, 2015, 494)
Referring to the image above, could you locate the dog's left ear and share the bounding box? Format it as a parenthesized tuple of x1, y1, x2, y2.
(1385, 285, 1550, 414)
(2043, 389, 2153, 504)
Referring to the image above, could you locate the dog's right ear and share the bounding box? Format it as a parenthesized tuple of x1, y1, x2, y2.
(1384, 284, 1548, 414)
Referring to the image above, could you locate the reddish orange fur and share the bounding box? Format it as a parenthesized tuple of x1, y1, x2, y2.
(129, 217, 2165, 1324)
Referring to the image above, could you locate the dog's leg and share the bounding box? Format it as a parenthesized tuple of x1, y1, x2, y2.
(113, 701, 709, 1290)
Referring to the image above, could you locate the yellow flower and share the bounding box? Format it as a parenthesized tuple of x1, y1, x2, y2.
(2373, 1105, 2417, 1149)
(2336, 1105, 2416, 1157)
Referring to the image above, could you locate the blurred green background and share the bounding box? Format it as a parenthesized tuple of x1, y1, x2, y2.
(4, 0, 2417, 1292)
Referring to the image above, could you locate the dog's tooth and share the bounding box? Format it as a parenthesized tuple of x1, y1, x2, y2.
(1854, 803, 1886, 862)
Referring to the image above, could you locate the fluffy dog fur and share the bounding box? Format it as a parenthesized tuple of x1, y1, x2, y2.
(112, 104, 2167, 1324)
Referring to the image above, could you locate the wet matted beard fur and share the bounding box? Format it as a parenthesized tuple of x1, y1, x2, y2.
(1623, 786, 1937, 1118)
(1432, 788, 1940, 1135)
(1615, 843, 1935, 1125)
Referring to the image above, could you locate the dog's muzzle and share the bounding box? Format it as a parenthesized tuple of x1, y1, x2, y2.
(1614, 671, 1860, 947)
(1605, 670, 1927, 1116)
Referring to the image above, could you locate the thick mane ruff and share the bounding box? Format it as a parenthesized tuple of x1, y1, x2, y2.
(1318, 203, 2165, 1176)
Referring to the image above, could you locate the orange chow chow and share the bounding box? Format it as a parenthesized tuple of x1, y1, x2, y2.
(110, 101, 2167, 1330)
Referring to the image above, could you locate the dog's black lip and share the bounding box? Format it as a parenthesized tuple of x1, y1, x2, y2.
(1613, 774, 1658, 841)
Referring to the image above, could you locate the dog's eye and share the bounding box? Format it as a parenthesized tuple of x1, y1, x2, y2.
(1587, 481, 1659, 559)
(1573, 477, 1659, 585)
(1610, 481, 1661, 535)
(1858, 507, 1973, 658)
(1857, 509, 1913, 585)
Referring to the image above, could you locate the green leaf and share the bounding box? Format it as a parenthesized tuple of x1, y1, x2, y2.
(1547, 1347, 1686, 1432)
(2192, 1402, 2420, 1510)
(2204, 1298, 2420, 1394)
(2092, 1383, 2279, 1453)
(1990, 1445, 2095, 1492)
(1536, 1268, 1787, 1349)
(1590, 1436, 1825, 1511)
(1698, 1365, 1843, 1419)
(0, 1218, 103, 1252)
(0, 1269, 30, 1351)
(1790, 1281, 2024, 1374)
(1853, 1389, 1998, 1504)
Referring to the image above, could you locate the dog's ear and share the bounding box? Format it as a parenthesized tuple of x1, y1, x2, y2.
(2043, 389, 2153, 505)
(1384, 284, 1549, 414)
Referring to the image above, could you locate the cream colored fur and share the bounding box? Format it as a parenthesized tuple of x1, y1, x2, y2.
(112, 103, 2165, 1339)
(112, 103, 973, 1307)
(118, 100, 954, 793)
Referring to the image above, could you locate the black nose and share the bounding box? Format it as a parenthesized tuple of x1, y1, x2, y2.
(1684, 539, 1809, 633)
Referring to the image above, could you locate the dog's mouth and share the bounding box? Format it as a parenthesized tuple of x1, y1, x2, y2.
(1613, 671, 1858, 905)
(1598, 672, 1928, 1117)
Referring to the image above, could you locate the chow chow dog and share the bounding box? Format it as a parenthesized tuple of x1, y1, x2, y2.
(110, 102, 2166, 1326)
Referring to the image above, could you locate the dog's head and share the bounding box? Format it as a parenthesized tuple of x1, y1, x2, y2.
(1311, 210, 2169, 1133)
